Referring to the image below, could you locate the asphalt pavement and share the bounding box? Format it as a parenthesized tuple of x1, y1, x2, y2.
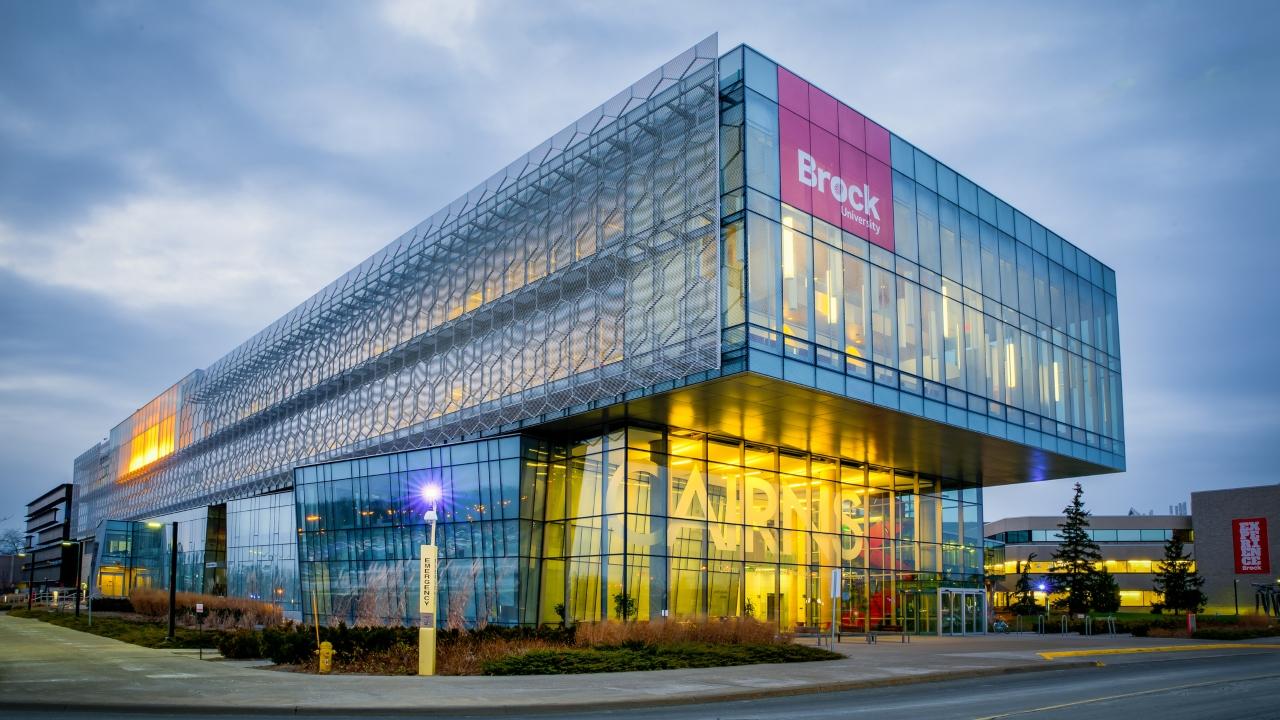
(2, 611, 1278, 718)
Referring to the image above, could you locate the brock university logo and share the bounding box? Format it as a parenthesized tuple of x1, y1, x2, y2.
(795, 149, 882, 235)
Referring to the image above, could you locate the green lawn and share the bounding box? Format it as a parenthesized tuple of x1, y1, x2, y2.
(6, 609, 222, 649)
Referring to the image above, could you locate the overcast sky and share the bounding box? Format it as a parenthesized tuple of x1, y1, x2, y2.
(1, 1, 1277, 531)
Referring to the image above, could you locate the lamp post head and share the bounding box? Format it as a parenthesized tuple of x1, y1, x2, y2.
(421, 484, 442, 504)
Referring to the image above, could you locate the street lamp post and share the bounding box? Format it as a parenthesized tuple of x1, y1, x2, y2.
(16, 550, 30, 607)
(168, 521, 178, 641)
(26, 545, 35, 610)
(419, 484, 441, 676)
(60, 540, 85, 619)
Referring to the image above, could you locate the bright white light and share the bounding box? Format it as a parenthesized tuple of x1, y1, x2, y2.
(422, 484, 442, 503)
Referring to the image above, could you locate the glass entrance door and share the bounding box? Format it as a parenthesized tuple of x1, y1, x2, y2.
(938, 588, 986, 635)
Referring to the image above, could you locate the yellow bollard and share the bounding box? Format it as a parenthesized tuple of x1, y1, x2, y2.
(318, 641, 333, 674)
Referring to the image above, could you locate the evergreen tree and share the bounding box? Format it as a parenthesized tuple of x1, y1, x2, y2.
(1010, 553, 1042, 616)
(1152, 534, 1205, 614)
(1088, 567, 1122, 613)
(1051, 483, 1104, 614)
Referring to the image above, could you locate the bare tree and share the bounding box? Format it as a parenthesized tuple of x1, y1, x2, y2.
(0, 529, 25, 555)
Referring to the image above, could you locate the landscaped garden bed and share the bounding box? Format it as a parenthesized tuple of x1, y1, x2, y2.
(221, 618, 842, 675)
(6, 601, 841, 676)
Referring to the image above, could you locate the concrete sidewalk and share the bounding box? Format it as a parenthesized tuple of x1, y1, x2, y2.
(1, 613, 1275, 715)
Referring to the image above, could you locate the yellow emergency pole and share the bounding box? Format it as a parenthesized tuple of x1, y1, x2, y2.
(419, 485, 441, 677)
(418, 543, 438, 676)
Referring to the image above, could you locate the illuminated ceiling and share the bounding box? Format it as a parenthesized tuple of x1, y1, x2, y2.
(534, 373, 1119, 487)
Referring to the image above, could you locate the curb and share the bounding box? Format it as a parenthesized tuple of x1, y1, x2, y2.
(0, 660, 1102, 716)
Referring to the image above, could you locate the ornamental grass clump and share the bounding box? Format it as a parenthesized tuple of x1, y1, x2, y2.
(573, 617, 785, 648)
(128, 588, 283, 628)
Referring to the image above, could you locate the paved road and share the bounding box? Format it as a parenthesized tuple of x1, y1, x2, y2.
(3, 611, 1278, 719)
(16, 651, 1278, 720)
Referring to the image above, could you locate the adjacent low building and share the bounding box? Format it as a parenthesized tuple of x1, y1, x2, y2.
(23, 484, 79, 597)
(68, 37, 1125, 635)
(987, 483, 1280, 615)
(1191, 485, 1279, 614)
(986, 514, 1192, 610)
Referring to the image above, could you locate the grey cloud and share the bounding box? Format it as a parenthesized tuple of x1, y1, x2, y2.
(0, 0, 1276, 524)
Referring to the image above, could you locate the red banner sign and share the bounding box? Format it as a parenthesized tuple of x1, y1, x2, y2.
(1233, 517, 1270, 574)
(777, 66, 894, 252)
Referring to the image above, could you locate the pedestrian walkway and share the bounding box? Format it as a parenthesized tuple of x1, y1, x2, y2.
(1, 613, 1275, 715)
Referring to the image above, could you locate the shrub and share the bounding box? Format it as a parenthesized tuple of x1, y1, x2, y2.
(481, 642, 840, 675)
(1192, 626, 1279, 641)
(217, 629, 265, 659)
(262, 624, 321, 664)
(90, 597, 134, 613)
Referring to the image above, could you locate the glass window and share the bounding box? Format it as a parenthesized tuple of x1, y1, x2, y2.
(1014, 211, 1031, 244)
(745, 90, 780, 198)
(984, 315, 1002, 403)
(996, 199, 1014, 234)
(1049, 262, 1066, 333)
(920, 287, 943, 383)
(980, 222, 1001, 304)
(1051, 345, 1067, 422)
(896, 277, 921, 376)
(999, 233, 1018, 311)
(915, 186, 940, 273)
(957, 175, 977, 214)
(942, 286, 964, 389)
(893, 173, 918, 262)
(842, 254, 870, 359)
(939, 200, 960, 282)
(1082, 358, 1097, 433)
(1017, 243, 1035, 316)
(890, 135, 914, 176)
(936, 163, 958, 203)
(959, 211, 982, 293)
(1047, 231, 1064, 265)
(1075, 271, 1095, 345)
(723, 220, 746, 327)
(743, 48, 777, 101)
(813, 240, 842, 350)
(977, 188, 996, 225)
(964, 306, 986, 398)
(781, 220, 812, 340)
(1033, 253, 1051, 325)
(871, 266, 897, 368)
(1002, 323, 1020, 408)
(913, 149, 937, 191)
(1031, 222, 1047, 255)
(747, 213, 781, 330)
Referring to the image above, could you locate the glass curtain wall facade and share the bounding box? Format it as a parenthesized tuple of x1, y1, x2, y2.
(718, 47, 1123, 471)
(226, 492, 300, 613)
(71, 38, 1124, 633)
(295, 437, 527, 627)
(297, 426, 982, 633)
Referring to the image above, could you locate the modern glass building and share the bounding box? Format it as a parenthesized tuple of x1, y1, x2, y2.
(70, 36, 1123, 635)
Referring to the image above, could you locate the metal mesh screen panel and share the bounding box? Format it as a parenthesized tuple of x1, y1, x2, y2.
(78, 36, 721, 527)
